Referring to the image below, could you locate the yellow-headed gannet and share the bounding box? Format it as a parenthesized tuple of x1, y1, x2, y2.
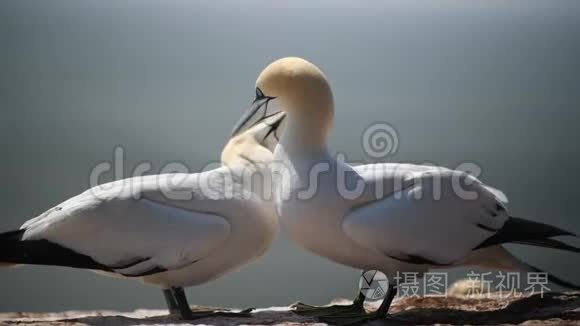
(232, 57, 579, 325)
(0, 93, 285, 320)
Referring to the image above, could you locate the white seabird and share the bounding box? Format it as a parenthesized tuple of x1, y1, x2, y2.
(0, 93, 285, 320)
(232, 57, 580, 324)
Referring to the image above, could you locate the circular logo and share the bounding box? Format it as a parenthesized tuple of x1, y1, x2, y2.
(359, 270, 389, 300)
(361, 122, 399, 159)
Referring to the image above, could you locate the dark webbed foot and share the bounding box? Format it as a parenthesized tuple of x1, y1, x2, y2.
(163, 287, 254, 320)
(291, 292, 365, 317)
(179, 310, 253, 320)
(319, 285, 397, 325)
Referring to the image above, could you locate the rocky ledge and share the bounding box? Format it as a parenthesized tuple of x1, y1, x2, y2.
(1, 292, 579, 325)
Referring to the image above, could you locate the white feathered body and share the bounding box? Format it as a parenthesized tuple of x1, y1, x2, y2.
(274, 144, 510, 278)
(20, 169, 278, 288)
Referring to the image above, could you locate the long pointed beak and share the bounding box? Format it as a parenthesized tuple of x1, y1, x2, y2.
(261, 110, 286, 140)
(255, 110, 286, 153)
(231, 90, 280, 137)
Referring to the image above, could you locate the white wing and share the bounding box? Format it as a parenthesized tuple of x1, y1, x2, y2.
(20, 173, 231, 276)
(344, 165, 509, 265)
(353, 163, 508, 203)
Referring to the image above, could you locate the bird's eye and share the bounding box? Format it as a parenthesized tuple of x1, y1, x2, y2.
(255, 87, 266, 101)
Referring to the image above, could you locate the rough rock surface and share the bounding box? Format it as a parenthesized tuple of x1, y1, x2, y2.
(1, 292, 579, 325)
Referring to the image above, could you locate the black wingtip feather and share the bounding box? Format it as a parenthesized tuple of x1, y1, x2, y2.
(0, 229, 25, 241)
(0, 230, 168, 277)
(476, 217, 577, 250)
(516, 238, 580, 254)
(1, 230, 112, 272)
(0, 237, 113, 272)
(510, 216, 576, 237)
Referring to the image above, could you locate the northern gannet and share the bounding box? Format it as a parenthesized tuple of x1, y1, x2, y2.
(0, 94, 285, 320)
(232, 57, 580, 324)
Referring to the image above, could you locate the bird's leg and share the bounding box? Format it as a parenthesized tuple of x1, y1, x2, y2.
(170, 287, 196, 320)
(167, 287, 253, 320)
(163, 288, 180, 315)
(292, 271, 367, 317)
(319, 285, 398, 326)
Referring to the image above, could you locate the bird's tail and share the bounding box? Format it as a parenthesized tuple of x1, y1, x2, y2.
(476, 216, 577, 249)
(0, 229, 26, 267)
(0, 229, 115, 272)
(515, 238, 580, 254)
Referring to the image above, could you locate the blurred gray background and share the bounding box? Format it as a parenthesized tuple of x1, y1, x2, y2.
(1, 0, 579, 312)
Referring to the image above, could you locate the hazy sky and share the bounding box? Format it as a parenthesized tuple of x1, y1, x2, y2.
(1, 0, 579, 312)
